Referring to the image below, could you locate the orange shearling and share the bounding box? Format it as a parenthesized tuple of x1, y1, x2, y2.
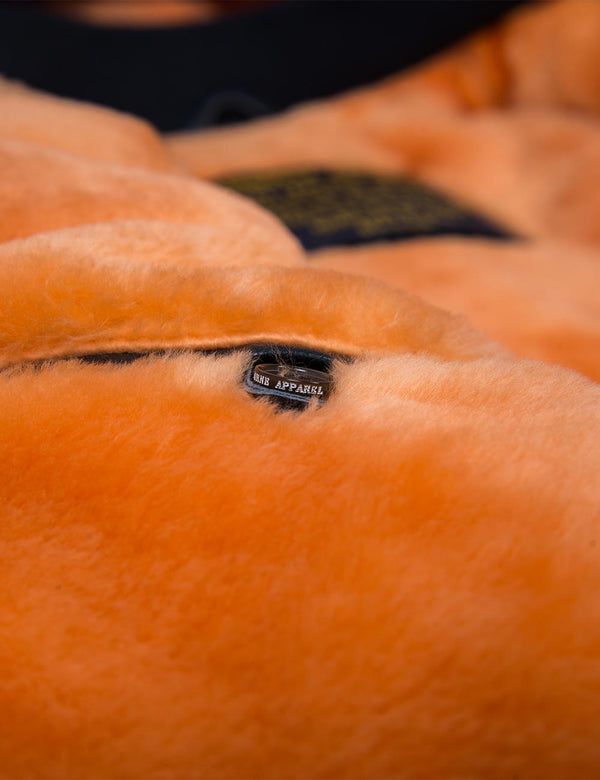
(168, 0, 600, 381)
(2, 2, 600, 777)
(0, 75, 174, 171)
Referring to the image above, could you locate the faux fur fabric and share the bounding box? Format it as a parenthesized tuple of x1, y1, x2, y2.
(0, 238, 498, 367)
(0, 76, 174, 171)
(3, 349, 600, 779)
(169, 0, 600, 382)
(0, 139, 301, 256)
(2, 3, 600, 778)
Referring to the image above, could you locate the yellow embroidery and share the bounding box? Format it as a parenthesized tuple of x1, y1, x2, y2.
(221, 170, 469, 241)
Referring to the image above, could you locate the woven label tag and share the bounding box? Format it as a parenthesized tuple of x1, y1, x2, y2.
(11, 343, 344, 412)
(244, 344, 344, 410)
(218, 169, 515, 251)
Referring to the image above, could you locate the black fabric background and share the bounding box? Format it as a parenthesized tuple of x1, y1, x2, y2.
(0, 1, 528, 132)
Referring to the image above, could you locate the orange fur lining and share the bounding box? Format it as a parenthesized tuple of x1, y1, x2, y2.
(0, 140, 302, 257)
(312, 236, 600, 382)
(0, 240, 498, 366)
(2, 2, 600, 777)
(0, 76, 174, 171)
(167, 1, 600, 383)
(2, 351, 600, 778)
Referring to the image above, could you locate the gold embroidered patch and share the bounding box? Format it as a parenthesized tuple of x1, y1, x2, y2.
(219, 169, 514, 250)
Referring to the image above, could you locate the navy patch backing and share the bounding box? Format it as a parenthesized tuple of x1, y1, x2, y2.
(219, 169, 514, 251)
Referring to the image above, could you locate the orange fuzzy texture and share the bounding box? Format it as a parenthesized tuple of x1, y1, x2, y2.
(3, 349, 600, 779)
(0, 139, 302, 259)
(169, 0, 600, 381)
(3, 2, 600, 778)
(0, 76, 174, 171)
(0, 220, 304, 272)
(312, 236, 600, 383)
(0, 240, 497, 367)
(2, 228, 600, 779)
(387, 0, 600, 114)
(54, 0, 263, 26)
